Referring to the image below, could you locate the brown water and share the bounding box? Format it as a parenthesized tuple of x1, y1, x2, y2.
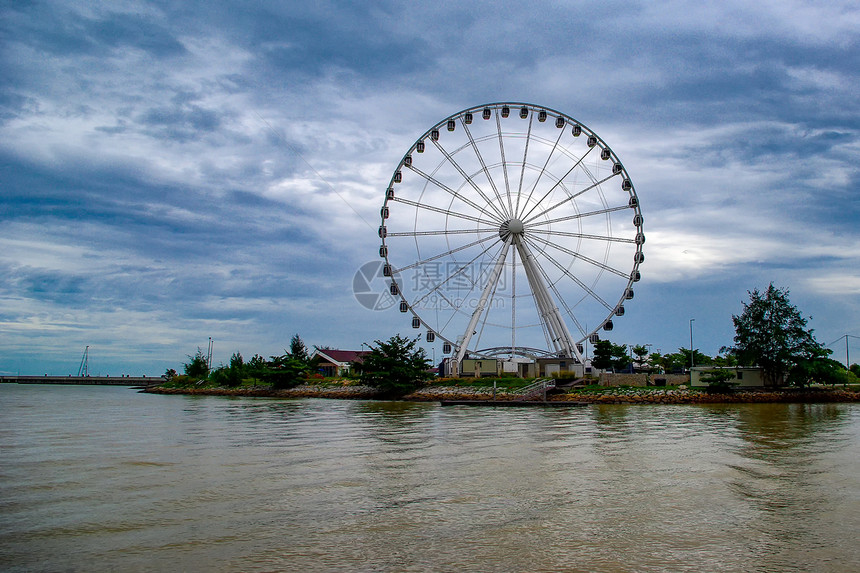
(2, 384, 860, 572)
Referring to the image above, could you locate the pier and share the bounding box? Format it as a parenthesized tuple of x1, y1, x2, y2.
(0, 375, 161, 387)
(440, 399, 589, 407)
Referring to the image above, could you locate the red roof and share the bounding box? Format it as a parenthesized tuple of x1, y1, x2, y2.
(314, 349, 370, 365)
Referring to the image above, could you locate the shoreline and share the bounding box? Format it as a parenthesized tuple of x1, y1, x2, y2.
(144, 384, 860, 404)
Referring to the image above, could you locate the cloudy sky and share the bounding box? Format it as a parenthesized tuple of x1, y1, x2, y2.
(2, 0, 859, 376)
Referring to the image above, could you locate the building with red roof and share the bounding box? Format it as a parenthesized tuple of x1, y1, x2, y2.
(310, 349, 370, 377)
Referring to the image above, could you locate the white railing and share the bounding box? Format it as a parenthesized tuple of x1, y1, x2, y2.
(516, 378, 555, 401)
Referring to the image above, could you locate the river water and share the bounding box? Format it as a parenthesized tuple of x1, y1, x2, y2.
(2, 384, 860, 572)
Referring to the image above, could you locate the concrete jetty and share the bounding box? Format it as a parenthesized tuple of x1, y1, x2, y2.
(0, 375, 161, 387)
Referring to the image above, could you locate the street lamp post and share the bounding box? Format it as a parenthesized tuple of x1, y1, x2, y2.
(689, 319, 695, 371)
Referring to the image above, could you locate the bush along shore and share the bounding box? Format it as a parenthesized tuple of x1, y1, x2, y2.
(144, 383, 860, 404)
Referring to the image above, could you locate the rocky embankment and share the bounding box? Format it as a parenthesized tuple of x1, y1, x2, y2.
(146, 384, 381, 399)
(409, 387, 860, 403)
(549, 388, 860, 404)
(146, 384, 860, 404)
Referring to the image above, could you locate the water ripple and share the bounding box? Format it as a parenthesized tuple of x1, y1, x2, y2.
(3, 387, 860, 572)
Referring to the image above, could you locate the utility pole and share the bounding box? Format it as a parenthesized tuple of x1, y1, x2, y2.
(644, 343, 652, 372)
(689, 319, 695, 371)
(831, 334, 860, 368)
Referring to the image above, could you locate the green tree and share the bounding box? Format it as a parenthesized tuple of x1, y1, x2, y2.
(714, 351, 739, 367)
(632, 345, 650, 372)
(678, 348, 713, 369)
(264, 353, 309, 389)
(591, 340, 614, 371)
(851, 364, 860, 378)
(226, 352, 245, 387)
(210, 352, 246, 387)
(728, 283, 828, 387)
(288, 334, 309, 364)
(656, 351, 687, 374)
(592, 340, 630, 372)
(246, 354, 268, 383)
(357, 334, 432, 396)
(611, 344, 631, 372)
(648, 352, 665, 373)
(183, 347, 210, 380)
(787, 349, 846, 387)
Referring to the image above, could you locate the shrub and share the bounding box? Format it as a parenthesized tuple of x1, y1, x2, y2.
(551, 371, 582, 380)
(183, 348, 210, 379)
(700, 369, 740, 393)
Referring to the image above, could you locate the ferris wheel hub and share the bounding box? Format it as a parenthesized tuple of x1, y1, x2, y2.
(499, 218, 525, 240)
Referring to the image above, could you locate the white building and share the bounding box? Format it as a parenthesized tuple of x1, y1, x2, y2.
(690, 366, 769, 388)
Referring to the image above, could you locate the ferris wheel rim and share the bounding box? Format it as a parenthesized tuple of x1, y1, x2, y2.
(379, 102, 644, 359)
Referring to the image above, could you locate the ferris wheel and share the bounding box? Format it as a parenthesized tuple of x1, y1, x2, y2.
(378, 103, 643, 369)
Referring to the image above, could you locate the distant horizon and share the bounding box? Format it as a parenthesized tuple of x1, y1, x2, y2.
(4, 330, 855, 378)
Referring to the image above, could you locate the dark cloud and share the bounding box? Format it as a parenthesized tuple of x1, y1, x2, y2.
(3, 4, 186, 58)
(0, 151, 317, 264)
(139, 104, 222, 141)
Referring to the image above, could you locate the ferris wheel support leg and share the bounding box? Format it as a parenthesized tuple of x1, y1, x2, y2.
(515, 239, 584, 363)
(454, 237, 513, 368)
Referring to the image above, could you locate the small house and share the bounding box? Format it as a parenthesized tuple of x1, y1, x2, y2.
(310, 349, 370, 377)
(460, 358, 502, 378)
(690, 366, 768, 388)
(536, 358, 584, 378)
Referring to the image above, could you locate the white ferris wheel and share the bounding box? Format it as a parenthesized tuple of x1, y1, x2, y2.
(378, 103, 643, 372)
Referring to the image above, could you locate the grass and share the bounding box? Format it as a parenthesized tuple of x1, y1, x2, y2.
(160, 375, 366, 390)
(566, 384, 688, 394)
(426, 377, 539, 390)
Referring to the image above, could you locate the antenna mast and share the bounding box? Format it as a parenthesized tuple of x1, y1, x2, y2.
(77, 346, 89, 377)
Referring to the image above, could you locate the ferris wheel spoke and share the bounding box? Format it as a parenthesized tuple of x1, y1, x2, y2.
(408, 237, 505, 308)
(436, 288, 477, 334)
(527, 233, 630, 280)
(518, 122, 566, 219)
(514, 238, 578, 358)
(473, 256, 507, 351)
(514, 113, 534, 217)
(526, 240, 591, 338)
(406, 164, 505, 224)
(524, 235, 615, 314)
(391, 197, 498, 226)
(430, 138, 508, 221)
(527, 228, 636, 244)
(387, 228, 497, 237)
(528, 205, 631, 227)
(530, 243, 585, 335)
(393, 235, 498, 273)
(493, 112, 514, 217)
(437, 291, 467, 332)
(454, 237, 512, 363)
(522, 171, 620, 225)
(459, 118, 509, 219)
